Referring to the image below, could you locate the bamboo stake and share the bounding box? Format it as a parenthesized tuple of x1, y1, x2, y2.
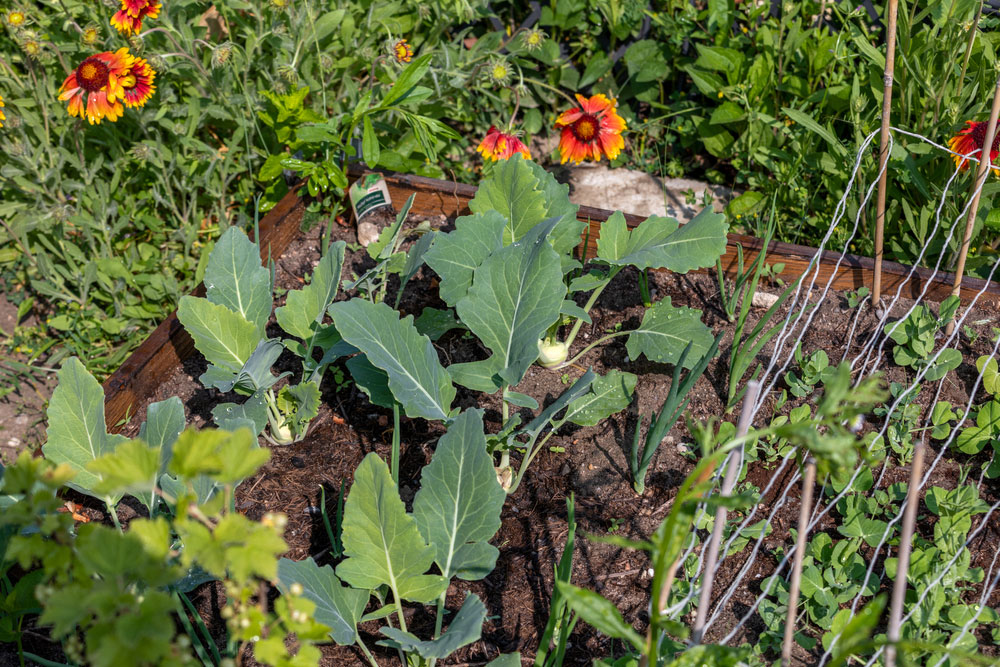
(781, 456, 817, 667)
(872, 0, 900, 306)
(690, 380, 762, 645)
(885, 438, 926, 667)
(945, 74, 1000, 336)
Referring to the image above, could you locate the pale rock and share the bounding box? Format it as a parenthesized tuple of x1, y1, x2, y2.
(751, 291, 781, 310)
(357, 221, 380, 248)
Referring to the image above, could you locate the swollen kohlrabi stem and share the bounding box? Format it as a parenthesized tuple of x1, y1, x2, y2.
(265, 388, 294, 445)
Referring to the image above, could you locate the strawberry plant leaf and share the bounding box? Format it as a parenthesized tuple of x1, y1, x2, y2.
(336, 453, 448, 603)
(469, 153, 548, 246)
(331, 299, 455, 421)
(203, 227, 273, 336)
(598, 208, 729, 273)
(563, 369, 637, 427)
(456, 216, 565, 387)
(275, 241, 346, 341)
(424, 211, 506, 307)
(276, 557, 368, 646)
(379, 593, 486, 659)
(42, 357, 128, 501)
(178, 296, 258, 373)
(413, 410, 505, 580)
(625, 298, 714, 368)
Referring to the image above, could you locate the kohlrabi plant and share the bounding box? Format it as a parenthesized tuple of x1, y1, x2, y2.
(274, 409, 521, 667)
(177, 222, 351, 445)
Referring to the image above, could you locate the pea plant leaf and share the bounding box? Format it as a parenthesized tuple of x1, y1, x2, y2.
(456, 216, 565, 387)
(597, 208, 729, 273)
(562, 370, 638, 427)
(413, 409, 505, 581)
(203, 226, 273, 336)
(379, 593, 486, 659)
(275, 241, 346, 341)
(178, 296, 258, 373)
(424, 211, 506, 307)
(336, 453, 448, 603)
(330, 299, 455, 421)
(469, 153, 548, 246)
(42, 357, 128, 501)
(276, 557, 369, 646)
(625, 298, 715, 368)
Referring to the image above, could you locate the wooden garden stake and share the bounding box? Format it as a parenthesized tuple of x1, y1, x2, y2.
(872, 0, 900, 306)
(780, 456, 817, 667)
(885, 438, 926, 667)
(690, 381, 761, 645)
(946, 74, 1000, 336)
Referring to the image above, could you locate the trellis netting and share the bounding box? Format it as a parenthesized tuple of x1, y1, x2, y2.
(676, 126, 1000, 662)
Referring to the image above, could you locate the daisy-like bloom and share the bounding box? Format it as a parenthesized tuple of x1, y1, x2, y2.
(58, 48, 133, 124)
(477, 126, 531, 161)
(120, 56, 156, 108)
(393, 39, 413, 64)
(521, 28, 545, 51)
(5, 10, 25, 27)
(110, 0, 161, 35)
(948, 120, 1000, 174)
(0, 94, 5, 129)
(81, 24, 100, 46)
(486, 57, 511, 86)
(554, 93, 627, 164)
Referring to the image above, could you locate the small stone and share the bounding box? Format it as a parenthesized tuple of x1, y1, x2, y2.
(357, 221, 380, 247)
(751, 292, 781, 309)
(377, 415, 388, 427)
(290, 456, 305, 469)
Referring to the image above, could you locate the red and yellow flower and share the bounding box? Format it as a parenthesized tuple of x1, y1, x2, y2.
(948, 120, 1000, 174)
(0, 94, 5, 129)
(477, 125, 531, 161)
(393, 39, 413, 64)
(554, 93, 626, 164)
(58, 48, 156, 124)
(110, 0, 161, 35)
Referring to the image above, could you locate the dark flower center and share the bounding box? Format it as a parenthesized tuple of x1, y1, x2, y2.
(969, 121, 1000, 155)
(77, 58, 110, 92)
(572, 114, 599, 142)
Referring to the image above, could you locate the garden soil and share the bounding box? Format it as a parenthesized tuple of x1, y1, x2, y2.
(7, 214, 1000, 666)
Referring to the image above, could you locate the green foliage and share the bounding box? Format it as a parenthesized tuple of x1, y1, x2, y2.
(883, 296, 962, 381)
(785, 345, 834, 399)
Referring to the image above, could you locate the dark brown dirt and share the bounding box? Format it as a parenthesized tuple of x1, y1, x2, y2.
(8, 211, 1000, 666)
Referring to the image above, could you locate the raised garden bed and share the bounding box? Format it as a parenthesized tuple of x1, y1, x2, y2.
(74, 169, 1000, 666)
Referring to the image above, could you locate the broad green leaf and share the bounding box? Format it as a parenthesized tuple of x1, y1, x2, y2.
(555, 581, 644, 651)
(329, 299, 455, 421)
(275, 242, 346, 341)
(276, 557, 368, 646)
(522, 369, 596, 438)
(457, 217, 565, 387)
(414, 307, 463, 341)
(485, 654, 521, 667)
(136, 396, 185, 512)
(336, 453, 448, 603)
(829, 595, 887, 667)
(625, 298, 714, 368)
(976, 355, 1000, 395)
(178, 297, 258, 373)
(599, 208, 729, 273)
(524, 159, 585, 255)
(379, 594, 486, 659)
(346, 355, 395, 409)
(277, 382, 322, 435)
(397, 230, 436, 306)
(413, 410, 505, 580)
(447, 358, 504, 394)
(469, 153, 548, 246)
(424, 211, 506, 307)
(212, 390, 269, 435)
(42, 358, 128, 500)
(203, 227, 272, 336)
(202, 338, 285, 394)
(563, 370, 637, 427)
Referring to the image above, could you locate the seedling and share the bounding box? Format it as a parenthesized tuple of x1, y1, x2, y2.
(882, 296, 961, 381)
(846, 286, 870, 309)
(785, 345, 835, 398)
